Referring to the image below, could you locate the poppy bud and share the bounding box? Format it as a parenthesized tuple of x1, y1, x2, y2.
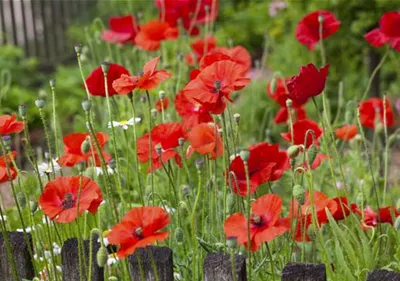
(17, 192, 27, 209)
(307, 144, 318, 165)
(318, 15, 324, 23)
(293, 184, 305, 205)
(269, 78, 277, 94)
(2, 135, 11, 150)
(178, 137, 185, 147)
(49, 78, 56, 88)
(96, 246, 108, 268)
(108, 277, 118, 281)
(356, 193, 365, 207)
(174, 227, 184, 244)
(178, 201, 189, 214)
(181, 185, 190, 197)
(30, 200, 38, 214)
(82, 99, 92, 112)
(81, 138, 91, 154)
(77, 162, 86, 173)
(239, 150, 250, 162)
(151, 109, 158, 119)
(35, 98, 45, 109)
(307, 224, 318, 240)
(74, 44, 82, 55)
(394, 217, 400, 231)
(286, 99, 293, 108)
(233, 113, 241, 124)
(18, 104, 27, 119)
(101, 61, 110, 74)
(226, 193, 235, 214)
(226, 236, 237, 249)
(287, 145, 300, 159)
(155, 144, 162, 156)
(159, 90, 166, 100)
(195, 159, 204, 171)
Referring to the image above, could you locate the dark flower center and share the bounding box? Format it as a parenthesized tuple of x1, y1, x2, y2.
(212, 80, 222, 93)
(61, 193, 75, 210)
(251, 214, 265, 227)
(137, 71, 144, 77)
(133, 227, 144, 239)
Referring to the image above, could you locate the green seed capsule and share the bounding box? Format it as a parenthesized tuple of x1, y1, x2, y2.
(293, 184, 305, 205)
(174, 227, 184, 244)
(307, 144, 318, 165)
(96, 246, 108, 268)
(108, 277, 118, 281)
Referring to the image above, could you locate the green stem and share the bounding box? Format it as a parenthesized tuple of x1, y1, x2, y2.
(244, 161, 252, 281)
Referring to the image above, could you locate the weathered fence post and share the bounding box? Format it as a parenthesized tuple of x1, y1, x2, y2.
(0, 231, 34, 281)
(203, 252, 247, 281)
(61, 237, 104, 281)
(366, 269, 400, 281)
(282, 263, 326, 281)
(129, 246, 174, 281)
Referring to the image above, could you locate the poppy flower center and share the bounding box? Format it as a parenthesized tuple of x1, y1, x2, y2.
(133, 227, 144, 239)
(61, 193, 75, 209)
(137, 71, 144, 77)
(213, 80, 222, 93)
(251, 214, 265, 227)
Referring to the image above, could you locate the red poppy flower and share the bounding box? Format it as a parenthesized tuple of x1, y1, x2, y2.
(295, 10, 341, 50)
(185, 36, 216, 66)
(281, 119, 323, 148)
(0, 151, 17, 183)
(134, 20, 178, 51)
(108, 206, 170, 259)
(287, 64, 329, 105)
(330, 197, 351, 221)
(137, 122, 184, 173)
(359, 98, 395, 129)
(101, 15, 139, 44)
(184, 60, 251, 114)
(156, 98, 169, 112)
(187, 123, 223, 159)
(86, 63, 130, 97)
(274, 107, 307, 124)
(365, 12, 400, 52)
(59, 132, 111, 167)
(335, 124, 358, 141)
(0, 114, 24, 135)
(352, 205, 400, 229)
(227, 142, 290, 196)
(113, 57, 172, 93)
(224, 194, 289, 251)
(155, 0, 218, 36)
(174, 91, 213, 133)
(38, 176, 103, 223)
(209, 46, 252, 74)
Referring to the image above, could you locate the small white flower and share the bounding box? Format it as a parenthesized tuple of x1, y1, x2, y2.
(0, 215, 7, 221)
(174, 272, 181, 280)
(38, 159, 61, 177)
(94, 166, 114, 176)
(162, 205, 176, 214)
(17, 226, 35, 233)
(108, 117, 141, 130)
(56, 265, 62, 273)
(107, 253, 119, 266)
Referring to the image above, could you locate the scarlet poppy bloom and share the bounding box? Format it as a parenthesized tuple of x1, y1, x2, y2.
(113, 57, 172, 94)
(184, 60, 251, 114)
(359, 98, 395, 129)
(295, 10, 341, 50)
(156, 98, 169, 112)
(187, 123, 223, 159)
(335, 124, 358, 141)
(174, 91, 213, 133)
(274, 107, 307, 124)
(352, 205, 400, 229)
(101, 15, 138, 44)
(0, 114, 24, 135)
(39, 176, 103, 223)
(281, 119, 323, 148)
(134, 20, 178, 51)
(0, 151, 17, 183)
(155, 0, 218, 36)
(137, 122, 184, 172)
(59, 132, 111, 167)
(108, 206, 170, 258)
(330, 197, 351, 221)
(227, 142, 290, 196)
(287, 64, 329, 105)
(365, 12, 400, 52)
(185, 36, 216, 65)
(209, 46, 252, 74)
(86, 63, 130, 97)
(224, 194, 289, 251)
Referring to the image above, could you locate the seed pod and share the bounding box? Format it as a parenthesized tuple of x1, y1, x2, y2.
(159, 90, 166, 100)
(307, 224, 318, 240)
(226, 193, 236, 214)
(174, 227, 184, 244)
(233, 113, 240, 124)
(81, 138, 91, 154)
(287, 145, 300, 159)
(293, 184, 305, 205)
(35, 99, 45, 109)
(74, 44, 82, 54)
(49, 78, 56, 88)
(96, 245, 108, 268)
(307, 144, 318, 165)
(239, 150, 250, 162)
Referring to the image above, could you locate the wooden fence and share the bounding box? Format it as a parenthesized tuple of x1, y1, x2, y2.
(1, 231, 400, 281)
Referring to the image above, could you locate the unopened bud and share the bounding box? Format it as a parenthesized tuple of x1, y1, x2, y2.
(159, 90, 166, 100)
(82, 99, 92, 112)
(226, 193, 235, 214)
(49, 79, 56, 88)
(174, 227, 184, 244)
(178, 201, 189, 214)
(35, 98, 45, 109)
(77, 161, 86, 173)
(287, 145, 300, 159)
(293, 184, 305, 205)
(108, 277, 118, 281)
(19, 104, 27, 119)
(96, 246, 108, 268)
(233, 113, 240, 124)
(307, 144, 318, 165)
(81, 138, 91, 154)
(74, 44, 82, 55)
(307, 224, 318, 240)
(2, 135, 11, 149)
(239, 150, 250, 162)
(101, 62, 110, 74)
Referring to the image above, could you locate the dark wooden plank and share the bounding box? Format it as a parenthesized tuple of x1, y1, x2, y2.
(61, 237, 104, 281)
(30, 0, 39, 57)
(20, 0, 30, 56)
(9, 0, 18, 45)
(0, 231, 34, 281)
(39, 0, 51, 61)
(0, 0, 7, 44)
(203, 253, 247, 281)
(282, 263, 326, 281)
(129, 246, 174, 281)
(367, 269, 400, 281)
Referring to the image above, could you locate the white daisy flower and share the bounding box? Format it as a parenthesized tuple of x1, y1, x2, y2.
(107, 253, 119, 266)
(94, 166, 114, 176)
(38, 159, 61, 177)
(108, 117, 141, 130)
